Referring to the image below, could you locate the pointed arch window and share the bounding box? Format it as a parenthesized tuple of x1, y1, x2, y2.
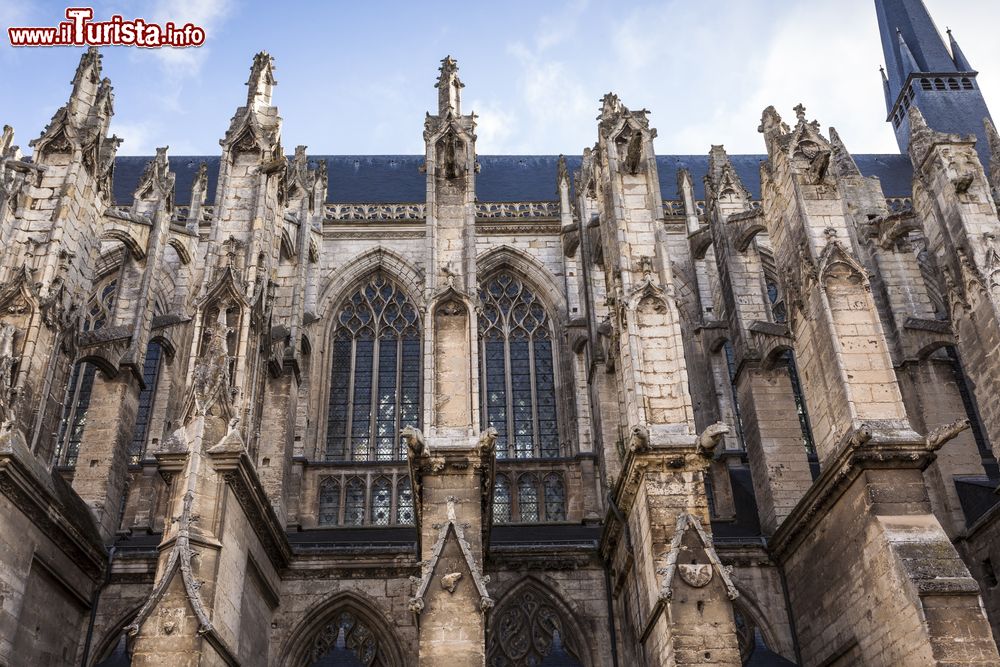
(518, 474, 540, 523)
(319, 477, 340, 526)
(127, 341, 164, 466)
(371, 477, 392, 526)
(344, 477, 365, 526)
(396, 477, 414, 525)
(55, 277, 118, 467)
(325, 273, 420, 462)
(494, 474, 512, 524)
(479, 272, 559, 460)
(543, 473, 566, 522)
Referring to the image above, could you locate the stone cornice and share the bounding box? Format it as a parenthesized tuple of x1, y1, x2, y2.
(767, 420, 963, 560)
(0, 430, 107, 582)
(208, 448, 292, 570)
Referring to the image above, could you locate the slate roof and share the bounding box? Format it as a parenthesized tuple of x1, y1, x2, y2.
(110, 153, 914, 206)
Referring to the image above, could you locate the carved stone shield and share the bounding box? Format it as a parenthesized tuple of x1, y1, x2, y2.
(678, 563, 713, 588)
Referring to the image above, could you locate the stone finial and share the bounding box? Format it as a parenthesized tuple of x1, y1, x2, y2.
(793, 103, 807, 125)
(556, 154, 569, 189)
(828, 127, 862, 178)
(246, 51, 277, 108)
(435, 55, 463, 116)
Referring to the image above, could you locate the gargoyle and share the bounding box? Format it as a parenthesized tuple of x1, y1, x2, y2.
(401, 425, 426, 459)
(696, 421, 730, 457)
(953, 173, 974, 194)
(848, 423, 873, 448)
(629, 424, 650, 453)
(926, 417, 970, 451)
(478, 426, 498, 456)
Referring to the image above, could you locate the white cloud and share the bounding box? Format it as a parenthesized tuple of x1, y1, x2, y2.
(146, 0, 232, 76)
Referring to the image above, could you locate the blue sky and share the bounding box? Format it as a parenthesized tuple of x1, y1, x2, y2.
(2, 0, 999, 156)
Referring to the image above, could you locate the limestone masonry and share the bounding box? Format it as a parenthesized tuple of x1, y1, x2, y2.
(3, 1, 1000, 665)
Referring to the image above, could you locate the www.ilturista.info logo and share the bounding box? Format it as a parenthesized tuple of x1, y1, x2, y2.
(8, 7, 205, 48)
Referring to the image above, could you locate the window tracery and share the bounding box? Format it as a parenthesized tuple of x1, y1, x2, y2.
(127, 341, 163, 466)
(486, 583, 583, 667)
(316, 474, 415, 527)
(55, 277, 119, 467)
(308, 610, 383, 666)
(479, 272, 559, 459)
(492, 472, 566, 524)
(325, 273, 420, 462)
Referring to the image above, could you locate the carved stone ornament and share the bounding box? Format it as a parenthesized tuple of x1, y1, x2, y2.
(190, 308, 233, 418)
(408, 497, 493, 615)
(440, 572, 463, 594)
(0, 323, 18, 427)
(656, 513, 739, 602)
(677, 563, 713, 588)
(125, 490, 214, 637)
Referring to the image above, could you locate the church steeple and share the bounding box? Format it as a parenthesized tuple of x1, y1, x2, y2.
(874, 0, 993, 169)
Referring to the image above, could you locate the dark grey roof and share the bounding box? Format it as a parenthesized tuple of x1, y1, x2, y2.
(111, 153, 913, 206)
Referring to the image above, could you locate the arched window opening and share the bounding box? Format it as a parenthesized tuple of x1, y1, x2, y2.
(946, 346, 999, 478)
(325, 273, 420, 462)
(127, 341, 163, 466)
(494, 474, 512, 524)
(962, 77, 974, 90)
(319, 478, 340, 526)
(920, 78, 933, 90)
(370, 477, 391, 526)
(518, 474, 540, 523)
(948, 78, 960, 90)
(307, 610, 384, 666)
(723, 341, 746, 450)
(55, 278, 119, 467)
(542, 473, 565, 521)
(781, 351, 816, 460)
(934, 78, 946, 90)
(487, 583, 585, 667)
(479, 271, 559, 460)
(344, 477, 365, 526)
(94, 632, 131, 667)
(396, 477, 414, 525)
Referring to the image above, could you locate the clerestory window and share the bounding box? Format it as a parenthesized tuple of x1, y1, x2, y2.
(478, 272, 559, 459)
(324, 273, 420, 462)
(55, 277, 118, 467)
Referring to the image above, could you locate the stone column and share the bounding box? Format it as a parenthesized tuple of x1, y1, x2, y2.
(704, 145, 812, 533)
(908, 106, 1000, 459)
(406, 433, 494, 666)
(591, 94, 740, 665)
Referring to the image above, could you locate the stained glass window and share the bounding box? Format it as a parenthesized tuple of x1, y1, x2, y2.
(396, 477, 414, 525)
(325, 273, 420, 462)
(494, 474, 512, 524)
(127, 341, 163, 466)
(479, 272, 559, 459)
(518, 474, 540, 523)
(371, 477, 392, 526)
(543, 473, 566, 521)
(55, 277, 118, 467)
(344, 477, 365, 526)
(319, 478, 340, 526)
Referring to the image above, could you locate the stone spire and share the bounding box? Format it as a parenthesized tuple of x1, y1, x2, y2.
(828, 127, 862, 178)
(246, 51, 276, 110)
(875, 0, 994, 165)
(435, 55, 463, 116)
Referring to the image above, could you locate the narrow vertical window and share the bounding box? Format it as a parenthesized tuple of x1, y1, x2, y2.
(344, 477, 365, 526)
(319, 477, 340, 526)
(324, 273, 420, 462)
(543, 473, 566, 521)
(371, 477, 391, 526)
(396, 477, 414, 525)
(494, 474, 512, 524)
(128, 341, 163, 466)
(479, 272, 559, 459)
(518, 474, 540, 523)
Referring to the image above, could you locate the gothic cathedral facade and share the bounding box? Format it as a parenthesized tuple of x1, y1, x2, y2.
(3, 1, 1000, 665)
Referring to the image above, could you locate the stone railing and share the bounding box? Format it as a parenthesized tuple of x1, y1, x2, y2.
(324, 202, 426, 222)
(475, 201, 560, 219)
